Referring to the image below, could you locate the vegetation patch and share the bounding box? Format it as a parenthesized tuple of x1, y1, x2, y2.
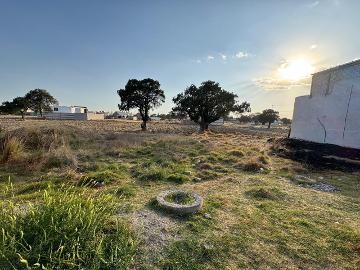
(0, 188, 136, 270)
(245, 187, 286, 201)
(79, 169, 125, 187)
(165, 192, 196, 205)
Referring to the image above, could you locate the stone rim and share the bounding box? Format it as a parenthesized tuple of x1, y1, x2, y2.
(156, 190, 203, 214)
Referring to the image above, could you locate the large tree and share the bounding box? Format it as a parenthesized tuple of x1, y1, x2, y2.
(117, 78, 165, 131)
(258, 109, 280, 128)
(25, 89, 57, 117)
(0, 97, 29, 120)
(172, 81, 251, 131)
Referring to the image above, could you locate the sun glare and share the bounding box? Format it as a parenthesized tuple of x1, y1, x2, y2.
(278, 59, 314, 81)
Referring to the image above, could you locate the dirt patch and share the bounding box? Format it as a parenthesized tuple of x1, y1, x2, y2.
(272, 138, 360, 171)
(129, 209, 179, 269)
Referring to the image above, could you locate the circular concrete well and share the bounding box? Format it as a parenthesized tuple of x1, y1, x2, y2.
(156, 190, 203, 214)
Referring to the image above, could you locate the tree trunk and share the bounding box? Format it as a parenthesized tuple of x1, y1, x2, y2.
(21, 112, 25, 120)
(268, 122, 271, 129)
(199, 122, 209, 132)
(141, 120, 147, 131)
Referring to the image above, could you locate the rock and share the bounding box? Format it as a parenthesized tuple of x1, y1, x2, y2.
(259, 168, 264, 172)
(318, 176, 324, 180)
(204, 213, 212, 219)
(203, 242, 214, 250)
(193, 177, 202, 182)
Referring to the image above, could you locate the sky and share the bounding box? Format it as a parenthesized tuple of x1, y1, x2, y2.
(0, 0, 359, 118)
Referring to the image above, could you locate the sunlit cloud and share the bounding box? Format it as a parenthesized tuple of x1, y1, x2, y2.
(254, 58, 314, 91)
(253, 77, 311, 91)
(235, 51, 250, 59)
(307, 1, 320, 8)
(207, 55, 215, 61)
(309, 44, 318, 50)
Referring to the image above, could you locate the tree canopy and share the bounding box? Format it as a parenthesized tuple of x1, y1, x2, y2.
(117, 78, 165, 130)
(172, 81, 250, 131)
(0, 97, 29, 119)
(25, 89, 57, 117)
(258, 109, 280, 128)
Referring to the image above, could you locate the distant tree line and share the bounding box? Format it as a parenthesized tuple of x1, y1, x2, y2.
(0, 89, 57, 119)
(239, 111, 291, 128)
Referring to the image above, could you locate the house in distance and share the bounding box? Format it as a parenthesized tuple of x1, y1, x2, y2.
(44, 105, 104, 120)
(290, 59, 360, 149)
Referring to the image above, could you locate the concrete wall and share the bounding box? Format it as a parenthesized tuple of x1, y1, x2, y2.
(44, 112, 104, 120)
(290, 61, 360, 149)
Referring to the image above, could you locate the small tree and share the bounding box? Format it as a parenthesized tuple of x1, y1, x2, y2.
(25, 89, 57, 117)
(0, 97, 29, 120)
(281, 117, 292, 125)
(258, 109, 280, 128)
(172, 81, 251, 131)
(238, 115, 252, 124)
(117, 78, 165, 131)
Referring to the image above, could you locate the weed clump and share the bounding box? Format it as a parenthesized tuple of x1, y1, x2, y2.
(79, 169, 125, 187)
(245, 187, 286, 201)
(167, 173, 191, 184)
(0, 187, 136, 269)
(0, 136, 25, 163)
(110, 185, 137, 198)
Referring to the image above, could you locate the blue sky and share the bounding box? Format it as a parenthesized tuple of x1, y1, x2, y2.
(1, 0, 359, 117)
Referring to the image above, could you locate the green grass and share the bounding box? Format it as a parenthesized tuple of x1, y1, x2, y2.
(0, 124, 359, 269)
(0, 187, 136, 270)
(164, 192, 195, 205)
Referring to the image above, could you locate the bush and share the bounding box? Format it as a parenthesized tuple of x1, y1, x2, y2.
(0, 187, 136, 269)
(0, 136, 25, 163)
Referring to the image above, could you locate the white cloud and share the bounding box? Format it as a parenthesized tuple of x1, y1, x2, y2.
(219, 53, 227, 61)
(310, 44, 318, 50)
(207, 55, 215, 61)
(235, 51, 250, 59)
(253, 77, 311, 91)
(196, 59, 202, 64)
(307, 1, 320, 8)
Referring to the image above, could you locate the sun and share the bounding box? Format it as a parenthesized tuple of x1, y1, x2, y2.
(278, 59, 314, 81)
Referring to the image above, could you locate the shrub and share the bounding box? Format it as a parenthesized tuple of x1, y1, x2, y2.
(0, 188, 136, 269)
(0, 136, 25, 163)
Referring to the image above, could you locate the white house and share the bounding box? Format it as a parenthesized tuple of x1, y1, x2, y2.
(290, 59, 360, 149)
(51, 105, 88, 113)
(45, 105, 104, 120)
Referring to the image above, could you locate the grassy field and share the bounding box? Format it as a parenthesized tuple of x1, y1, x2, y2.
(0, 118, 359, 269)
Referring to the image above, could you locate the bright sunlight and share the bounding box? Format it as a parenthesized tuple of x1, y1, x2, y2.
(278, 58, 315, 81)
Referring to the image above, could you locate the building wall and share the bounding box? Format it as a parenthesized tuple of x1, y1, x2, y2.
(290, 61, 360, 149)
(43, 112, 104, 120)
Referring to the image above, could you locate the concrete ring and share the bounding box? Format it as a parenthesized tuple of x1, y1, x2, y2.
(156, 190, 203, 214)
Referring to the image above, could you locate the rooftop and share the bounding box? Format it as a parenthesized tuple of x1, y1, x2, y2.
(313, 59, 360, 75)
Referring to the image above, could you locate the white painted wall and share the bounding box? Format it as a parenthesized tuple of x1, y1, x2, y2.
(52, 105, 87, 113)
(290, 60, 360, 149)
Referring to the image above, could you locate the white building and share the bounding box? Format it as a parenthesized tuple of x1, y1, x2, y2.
(45, 105, 104, 120)
(51, 105, 88, 113)
(290, 59, 360, 149)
